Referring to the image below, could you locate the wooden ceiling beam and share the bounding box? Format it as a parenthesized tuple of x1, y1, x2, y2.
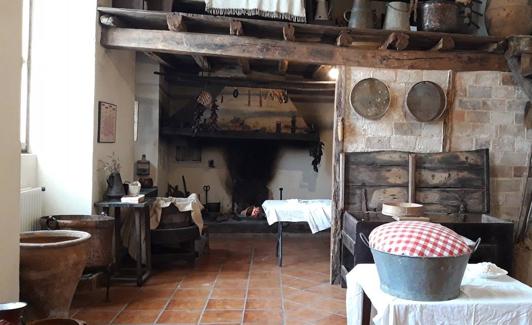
(278, 24, 296, 75)
(100, 27, 509, 71)
(229, 20, 250, 75)
(166, 13, 211, 71)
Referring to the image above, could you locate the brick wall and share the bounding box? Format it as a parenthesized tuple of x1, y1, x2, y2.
(343, 68, 531, 222)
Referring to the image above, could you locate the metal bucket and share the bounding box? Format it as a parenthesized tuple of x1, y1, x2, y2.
(383, 2, 410, 31)
(40, 214, 114, 269)
(361, 233, 480, 301)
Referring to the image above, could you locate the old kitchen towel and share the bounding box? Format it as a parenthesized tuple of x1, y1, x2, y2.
(205, 0, 306, 22)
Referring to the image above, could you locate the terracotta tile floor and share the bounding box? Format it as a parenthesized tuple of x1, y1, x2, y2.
(71, 234, 346, 325)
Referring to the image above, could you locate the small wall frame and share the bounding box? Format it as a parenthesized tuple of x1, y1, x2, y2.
(98, 101, 117, 143)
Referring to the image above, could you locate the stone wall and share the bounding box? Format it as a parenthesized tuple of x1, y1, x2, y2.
(343, 67, 531, 222)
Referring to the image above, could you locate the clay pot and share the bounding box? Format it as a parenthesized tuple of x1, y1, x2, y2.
(40, 215, 114, 269)
(20, 230, 91, 320)
(485, 0, 532, 37)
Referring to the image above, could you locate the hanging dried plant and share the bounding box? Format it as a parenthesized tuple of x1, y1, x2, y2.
(100, 152, 121, 174)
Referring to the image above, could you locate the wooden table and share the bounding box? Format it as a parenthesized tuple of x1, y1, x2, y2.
(94, 197, 154, 286)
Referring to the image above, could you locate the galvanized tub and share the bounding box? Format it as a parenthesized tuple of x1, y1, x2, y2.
(361, 233, 480, 301)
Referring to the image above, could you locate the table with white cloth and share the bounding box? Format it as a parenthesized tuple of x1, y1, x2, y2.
(262, 199, 332, 266)
(346, 264, 532, 325)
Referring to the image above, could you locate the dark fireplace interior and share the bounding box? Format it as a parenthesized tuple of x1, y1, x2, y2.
(224, 141, 280, 216)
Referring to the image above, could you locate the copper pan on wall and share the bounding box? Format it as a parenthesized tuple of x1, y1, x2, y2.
(406, 81, 447, 122)
(350, 78, 391, 120)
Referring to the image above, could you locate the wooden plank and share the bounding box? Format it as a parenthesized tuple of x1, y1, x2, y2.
(97, 7, 506, 51)
(345, 187, 487, 214)
(346, 149, 487, 168)
(166, 13, 211, 71)
(347, 165, 485, 188)
(330, 66, 346, 284)
(430, 36, 455, 51)
(100, 14, 126, 28)
(313, 65, 334, 80)
(100, 28, 509, 71)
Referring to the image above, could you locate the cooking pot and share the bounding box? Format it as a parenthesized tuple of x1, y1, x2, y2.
(418, 0, 462, 33)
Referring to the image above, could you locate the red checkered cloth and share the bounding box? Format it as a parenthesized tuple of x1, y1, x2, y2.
(368, 221, 471, 257)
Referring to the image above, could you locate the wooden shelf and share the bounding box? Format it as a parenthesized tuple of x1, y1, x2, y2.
(160, 127, 320, 143)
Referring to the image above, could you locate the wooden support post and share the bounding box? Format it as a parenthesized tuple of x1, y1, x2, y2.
(379, 32, 409, 51)
(278, 24, 296, 75)
(166, 13, 211, 71)
(330, 66, 346, 284)
(430, 36, 455, 51)
(230, 20, 250, 74)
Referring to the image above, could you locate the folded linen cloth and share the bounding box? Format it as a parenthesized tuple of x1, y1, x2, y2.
(204, 0, 306, 22)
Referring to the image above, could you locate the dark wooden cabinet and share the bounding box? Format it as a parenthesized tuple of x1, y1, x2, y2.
(340, 212, 514, 287)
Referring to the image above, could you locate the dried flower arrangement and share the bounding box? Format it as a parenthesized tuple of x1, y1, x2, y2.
(100, 152, 121, 174)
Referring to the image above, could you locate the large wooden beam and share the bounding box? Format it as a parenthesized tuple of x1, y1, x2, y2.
(166, 13, 211, 71)
(101, 27, 509, 71)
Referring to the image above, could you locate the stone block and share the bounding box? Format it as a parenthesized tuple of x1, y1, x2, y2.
(450, 136, 474, 151)
(490, 111, 515, 125)
(490, 166, 513, 178)
(491, 136, 515, 152)
(481, 99, 506, 111)
(396, 70, 422, 82)
(390, 135, 417, 151)
(415, 137, 442, 152)
(516, 88, 528, 100)
(507, 100, 527, 112)
(458, 98, 482, 110)
(349, 67, 373, 82)
(421, 123, 443, 138)
(393, 122, 422, 136)
(422, 70, 449, 85)
(465, 111, 490, 123)
(515, 112, 524, 125)
(474, 137, 490, 149)
(501, 73, 517, 86)
(497, 151, 528, 165)
(467, 86, 491, 98)
(361, 121, 394, 136)
(474, 71, 501, 86)
(513, 166, 529, 177)
(515, 137, 531, 153)
(494, 179, 523, 192)
(452, 110, 465, 123)
(365, 136, 391, 150)
(372, 69, 396, 81)
(492, 86, 516, 99)
(498, 124, 525, 138)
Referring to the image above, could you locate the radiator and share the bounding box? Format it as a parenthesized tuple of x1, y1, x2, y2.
(20, 187, 44, 232)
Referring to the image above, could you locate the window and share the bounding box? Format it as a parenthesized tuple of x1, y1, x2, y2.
(20, 0, 32, 152)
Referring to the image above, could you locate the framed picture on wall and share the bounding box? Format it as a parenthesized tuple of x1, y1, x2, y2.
(98, 101, 117, 143)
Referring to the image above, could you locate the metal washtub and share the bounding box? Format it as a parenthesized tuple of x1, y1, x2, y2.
(360, 233, 480, 301)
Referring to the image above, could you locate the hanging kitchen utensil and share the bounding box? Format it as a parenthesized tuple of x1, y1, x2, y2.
(345, 0, 373, 28)
(233, 88, 239, 98)
(350, 78, 391, 120)
(406, 81, 447, 122)
(417, 0, 462, 33)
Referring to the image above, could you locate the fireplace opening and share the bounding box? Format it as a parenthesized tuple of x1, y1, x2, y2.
(224, 141, 280, 217)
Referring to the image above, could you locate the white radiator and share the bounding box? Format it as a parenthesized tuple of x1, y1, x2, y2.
(20, 187, 44, 232)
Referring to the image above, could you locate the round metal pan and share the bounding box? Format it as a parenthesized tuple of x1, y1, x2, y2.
(350, 78, 391, 120)
(406, 81, 447, 122)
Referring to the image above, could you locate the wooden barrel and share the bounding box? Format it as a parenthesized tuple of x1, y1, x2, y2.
(485, 0, 532, 37)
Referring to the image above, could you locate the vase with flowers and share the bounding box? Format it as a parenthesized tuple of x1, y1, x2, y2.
(101, 153, 125, 199)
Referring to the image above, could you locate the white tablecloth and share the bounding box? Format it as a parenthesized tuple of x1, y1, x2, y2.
(261, 199, 332, 233)
(346, 264, 532, 325)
